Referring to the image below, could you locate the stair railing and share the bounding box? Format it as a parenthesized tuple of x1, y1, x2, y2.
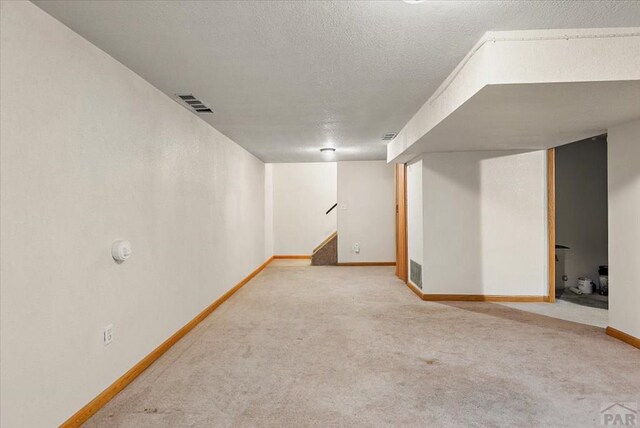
(326, 203, 337, 215)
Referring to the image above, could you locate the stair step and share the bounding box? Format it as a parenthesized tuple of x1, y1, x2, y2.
(311, 232, 338, 266)
(313, 231, 337, 254)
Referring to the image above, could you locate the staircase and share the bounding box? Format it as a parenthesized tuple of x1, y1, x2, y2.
(311, 231, 337, 266)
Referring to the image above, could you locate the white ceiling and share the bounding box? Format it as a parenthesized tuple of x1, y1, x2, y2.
(399, 81, 640, 157)
(33, 1, 640, 162)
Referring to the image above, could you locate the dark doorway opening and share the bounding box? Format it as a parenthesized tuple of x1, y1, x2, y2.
(554, 135, 608, 309)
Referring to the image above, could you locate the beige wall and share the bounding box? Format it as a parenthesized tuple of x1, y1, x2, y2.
(406, 158, 424, 287)
(265, 164, 274, 256)
(336, 161, 395, 263)
(271, 162, 337, 255)
(0, 2, 267, 426)
(607, 118, 640, 338)
(417, 150, 548, 296)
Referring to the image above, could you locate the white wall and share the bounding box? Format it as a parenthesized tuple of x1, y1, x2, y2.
(388, 29, 640, 162)
(0, 2, 267, 427)
(607, 118, 640, 338)
(421, 150, 547, 296)
(555, 139, 608, 289)
(264, 164, 274, 257)
(406, 158, 424, 287)
(336, 161, 395, 263)
(271, 163, 336, 255)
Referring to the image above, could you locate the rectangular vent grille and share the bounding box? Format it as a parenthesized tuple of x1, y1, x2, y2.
(382, 133, 397, 141)
(177, 94, 213, 114)
(410, 260, 422, 289)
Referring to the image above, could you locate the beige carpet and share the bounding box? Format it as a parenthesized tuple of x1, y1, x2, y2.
(86, 265, 640, 427)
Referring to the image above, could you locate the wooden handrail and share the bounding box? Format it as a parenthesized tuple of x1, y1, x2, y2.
(326, 203, 338, 215)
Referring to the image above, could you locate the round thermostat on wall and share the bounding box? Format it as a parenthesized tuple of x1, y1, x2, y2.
(111, 240, 132, 262)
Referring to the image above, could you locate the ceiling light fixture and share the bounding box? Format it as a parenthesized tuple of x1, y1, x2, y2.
(320, 147, 336, 153)
(402, 0, 426, 4)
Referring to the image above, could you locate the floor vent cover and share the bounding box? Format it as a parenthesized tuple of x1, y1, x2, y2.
(410, 260, 422, 289)
(176, 94, 213, 114)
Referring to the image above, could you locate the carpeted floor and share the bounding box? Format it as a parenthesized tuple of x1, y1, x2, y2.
(86, 265, 640, 427)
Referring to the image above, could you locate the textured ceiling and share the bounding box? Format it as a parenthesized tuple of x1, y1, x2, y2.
(33, 1, 640, 162)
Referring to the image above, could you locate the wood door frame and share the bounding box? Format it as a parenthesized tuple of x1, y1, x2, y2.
(395, 163, 408, 283)
(547, 148, 556, 303)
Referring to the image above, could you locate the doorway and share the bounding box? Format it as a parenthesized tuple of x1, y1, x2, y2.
(395, 163, 408, 282)
(550, 135, 609, 310)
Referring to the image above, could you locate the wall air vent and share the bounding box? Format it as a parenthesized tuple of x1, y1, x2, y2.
(176, 94, 213, 114)
(410, 260, 422, 289)
(382, 133, 397, 141)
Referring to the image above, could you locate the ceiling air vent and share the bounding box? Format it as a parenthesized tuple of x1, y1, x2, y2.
(382, 133, 397, 141)
(176, 94, 213, 114)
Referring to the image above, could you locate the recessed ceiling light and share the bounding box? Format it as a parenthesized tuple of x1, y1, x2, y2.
(320, 147, 336, 153)
(402, 0, 426, 4)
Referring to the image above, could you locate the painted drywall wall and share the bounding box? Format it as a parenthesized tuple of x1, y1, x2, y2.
(555, 139, 608, 290)
(265, 164, 274, 257)
(271, 162, 337, 255)
(336, 161, 395, 263)
(0, 2, 266, 427)
(421, 150, 547, 296)
(406, 158, 424, 287)
(388, 28, 640, 162)
(607, 118, 640, 339)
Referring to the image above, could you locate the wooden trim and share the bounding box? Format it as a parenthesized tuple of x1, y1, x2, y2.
(606, 326, 640, 349)
(60, 256, 274, 428)
(406, 281, 425, 299)
(422, 294, 548, 302)
(395, 164, 408, 282)
(404, 282, 547, 303)
(336, 262, 396, 267)
(273, 255, 311, 259)
(547, 148, 556, 303)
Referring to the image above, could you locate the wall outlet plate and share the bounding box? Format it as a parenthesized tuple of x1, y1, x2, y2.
(104, 324, 113, 346)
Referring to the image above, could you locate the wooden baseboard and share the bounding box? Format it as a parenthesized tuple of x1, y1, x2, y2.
(423, 294, 547, 302)
(406, 281, 425, 299)
(404, 283, 547, 303)
(606, 326, 640, 349)
(336, 262, 396, 266)
(60, 256, 274, 427)
(273, 255, 311, 259)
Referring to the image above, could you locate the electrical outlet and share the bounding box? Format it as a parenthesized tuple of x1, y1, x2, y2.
(353, 243, 360, 254)
(104, 324, 113, 346)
